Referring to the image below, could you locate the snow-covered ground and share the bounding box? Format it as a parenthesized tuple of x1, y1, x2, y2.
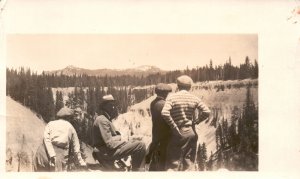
(5, 96, 96, 172)
(6, 96, 45, 171)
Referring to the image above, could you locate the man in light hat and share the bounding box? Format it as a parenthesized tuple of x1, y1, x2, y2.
(92, 94, 146, 171)
(33, 107, 87, 172)
(161, 75, 210, 171)
(146, 83, 172, 171)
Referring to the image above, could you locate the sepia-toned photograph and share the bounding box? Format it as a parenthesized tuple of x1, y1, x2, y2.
(1, 0, 300, 178)
(5, 34, 258, 172)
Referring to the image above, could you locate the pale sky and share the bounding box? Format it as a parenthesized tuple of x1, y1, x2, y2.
(6, 34, 257, 72)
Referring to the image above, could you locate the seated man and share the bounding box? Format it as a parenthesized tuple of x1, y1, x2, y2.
(92, 95, 146, 171)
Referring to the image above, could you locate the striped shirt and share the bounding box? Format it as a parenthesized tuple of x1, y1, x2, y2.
(161, 90, 210, 129)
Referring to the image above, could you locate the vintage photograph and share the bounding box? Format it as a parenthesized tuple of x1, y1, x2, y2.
(5, 34, 258, 172)
(1, 0, 300, 178)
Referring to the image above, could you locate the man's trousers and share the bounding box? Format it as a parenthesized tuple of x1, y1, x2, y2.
(165, 126, 197, 171)
(93, 140, 146, 171)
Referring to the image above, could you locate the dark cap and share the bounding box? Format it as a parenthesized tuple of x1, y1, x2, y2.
(56, 107, 74, 117)
(155, 83, 172, 94)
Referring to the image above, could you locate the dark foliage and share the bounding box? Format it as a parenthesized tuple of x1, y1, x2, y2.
(208, 85, 258, 171)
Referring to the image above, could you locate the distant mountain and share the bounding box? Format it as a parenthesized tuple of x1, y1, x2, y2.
(45, 65, 165, 77)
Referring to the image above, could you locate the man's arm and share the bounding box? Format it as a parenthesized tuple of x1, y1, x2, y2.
(196, 99, 211, 122)
(161, 97, 181, 135)
(43, 123, 56, 158)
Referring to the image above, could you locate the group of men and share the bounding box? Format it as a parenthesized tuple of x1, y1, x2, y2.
(33, 75, 210, 172)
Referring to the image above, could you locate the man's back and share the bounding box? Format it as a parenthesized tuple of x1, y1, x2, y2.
(150, 97, 170, 141)
(45, 119, 75, 149)
(162, 90, 208, 128)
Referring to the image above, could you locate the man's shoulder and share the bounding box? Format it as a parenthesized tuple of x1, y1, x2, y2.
(173, 91, 201, 101)
(153, 99, 165, 108)
(48, 119, 73, 129)
(95, 115, 110, 124)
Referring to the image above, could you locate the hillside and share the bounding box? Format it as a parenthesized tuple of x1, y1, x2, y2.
(45, 65, 164, 77)
(6, 96, 96, 172)
(115, 80, 258, 157)
(115, 94, 217, 155)
(6, 96, 45, 171)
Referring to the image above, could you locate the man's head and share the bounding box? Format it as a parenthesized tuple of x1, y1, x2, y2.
(176, 75, 193, 91)
(99, 94, 118, 120)
(56, 107, 74, 121)
(155, 83, 172, 99)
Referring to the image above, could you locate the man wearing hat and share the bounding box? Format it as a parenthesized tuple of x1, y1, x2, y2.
(33, 107, 87, 172)
(161, 75, 210, 171)
(92, 94, 146, 171)
(146, 83, 172, 171)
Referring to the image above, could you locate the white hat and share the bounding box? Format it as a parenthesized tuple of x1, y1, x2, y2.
(102, 94, 115, 101)
(177, 75, 193, 87)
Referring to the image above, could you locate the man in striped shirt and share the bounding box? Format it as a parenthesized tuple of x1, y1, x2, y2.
(161, 75, 210, 171)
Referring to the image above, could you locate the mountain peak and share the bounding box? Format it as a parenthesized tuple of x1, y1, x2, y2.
(135, 65, 158, 71)
(46, 65, 164, 77)
(65, 65, 79, 70)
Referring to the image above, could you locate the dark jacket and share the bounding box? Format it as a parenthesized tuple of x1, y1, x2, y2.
(148, 97, 171, 156)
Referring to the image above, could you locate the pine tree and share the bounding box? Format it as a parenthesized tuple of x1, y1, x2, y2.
(55, 91, 64, 113)
(197, 142, 208, 171)
(206, 151, 214, 171)
(202, 143, 208, 161)
(196, 143, 205, 171)
(46, 88, 55, 121)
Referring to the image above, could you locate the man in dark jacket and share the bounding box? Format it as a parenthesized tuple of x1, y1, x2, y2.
(146, 83, 172, 171)
(92, 95, 146, 171)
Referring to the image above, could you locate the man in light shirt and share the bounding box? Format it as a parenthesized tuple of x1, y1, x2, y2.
(33, 107, 86, 172)
(161, 75, 210, 171)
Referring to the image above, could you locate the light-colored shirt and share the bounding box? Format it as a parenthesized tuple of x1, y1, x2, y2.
(93, 115, 125, 150)
(161, 90, 211, 129)
(43, 119, 81, 160)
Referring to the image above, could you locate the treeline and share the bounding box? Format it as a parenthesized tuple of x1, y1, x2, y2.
(6, 68, 56, 122)
(7, 57, 258, 89)
(6, 57, 258, 133)
(196, 86, 258, 171)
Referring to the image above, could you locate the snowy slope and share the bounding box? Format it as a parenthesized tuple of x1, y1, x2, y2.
(6, 96, 46, 171)
(6, 96, 96, 172)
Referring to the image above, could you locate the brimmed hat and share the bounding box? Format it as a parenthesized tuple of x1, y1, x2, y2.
(155, 83, 172, 94)
(102, 94, 115, 101)
(57, 107, 74, 117)
(176, 75, 193, 87)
